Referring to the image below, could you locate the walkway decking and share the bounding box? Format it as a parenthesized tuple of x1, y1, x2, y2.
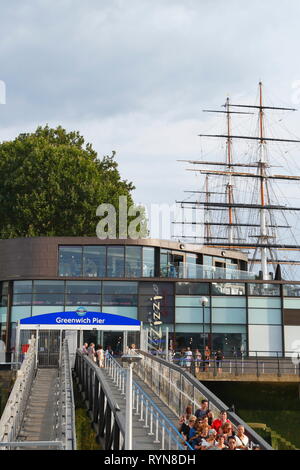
(95, 366, 181, 450)
(17, 369, 59, 447)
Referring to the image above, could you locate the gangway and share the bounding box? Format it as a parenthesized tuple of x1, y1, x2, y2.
(0, 338, 76, 450)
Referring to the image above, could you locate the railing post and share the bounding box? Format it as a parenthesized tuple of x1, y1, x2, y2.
(277, 352, 281, 378)
(256, 352, 260, 378)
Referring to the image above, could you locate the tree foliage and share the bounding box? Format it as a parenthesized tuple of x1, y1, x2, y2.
(0, 125, 138, 237)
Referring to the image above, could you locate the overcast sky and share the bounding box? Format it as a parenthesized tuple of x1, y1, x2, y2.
(1, 0, 300, 237)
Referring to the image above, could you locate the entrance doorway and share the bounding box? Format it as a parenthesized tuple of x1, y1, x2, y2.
(38, 330, 60, 368)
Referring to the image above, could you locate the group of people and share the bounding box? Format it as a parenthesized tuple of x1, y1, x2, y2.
(178, 401, 259, 451)
(172, 346, 224, 374)
(82, 342, 113, 367)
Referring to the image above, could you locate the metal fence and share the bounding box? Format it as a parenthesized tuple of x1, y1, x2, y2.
(0, 337, 37, 445)
(0, 338, 76, 450)
(134, 350, 273, 450)
(164, 351, 300, 379)
(57, 339, 77, 450)
(104, 353, 192, 450)
(74, 350, 125, 450)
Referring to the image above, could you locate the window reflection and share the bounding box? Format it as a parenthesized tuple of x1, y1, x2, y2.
(59, 246, 82, 277)
(143, 247, 155, 277)
(107, 247, 125, 277)
(65, 294, 100, 306)
(125, 246, 142, 277)
(83, 246, 106, 277)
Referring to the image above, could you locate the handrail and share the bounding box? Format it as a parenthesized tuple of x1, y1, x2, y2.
(136, 350, 273, 450)
(75, 350, 125, 450)
(0, 337, 36, 443)
(59, 340, 77, 450)
(104, 353, 192, 450)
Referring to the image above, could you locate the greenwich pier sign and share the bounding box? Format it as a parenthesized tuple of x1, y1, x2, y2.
(19, 308, 141, 330)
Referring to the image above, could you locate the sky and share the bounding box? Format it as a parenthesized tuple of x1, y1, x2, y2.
(1, 0, 300, 252)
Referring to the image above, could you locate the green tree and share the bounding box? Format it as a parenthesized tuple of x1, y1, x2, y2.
(0, 125, 144, 238)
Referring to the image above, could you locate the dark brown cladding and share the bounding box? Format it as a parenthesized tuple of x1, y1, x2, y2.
(283, 309, 300, 326)
(0, 236, 248, 281)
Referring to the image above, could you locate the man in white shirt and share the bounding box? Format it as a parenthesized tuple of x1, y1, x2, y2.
(234, 425, 249, 449)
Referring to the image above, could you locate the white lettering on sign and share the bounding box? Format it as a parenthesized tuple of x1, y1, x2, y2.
(92, 318, 105, 324)
(56, 317, 92, 324)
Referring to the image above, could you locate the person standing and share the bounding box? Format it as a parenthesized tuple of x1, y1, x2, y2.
(87, 342, 96, 362)
(194, 349, 202, 374)
(96, 345, 105, 368)
(203, 345, 211, 372)
(184, 347, 193, 371)
(215, 349, 224, 374)
(82, 342, 88, 355)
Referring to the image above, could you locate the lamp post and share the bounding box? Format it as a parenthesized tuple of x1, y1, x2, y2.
(121, 354, 143, 450)
(200, 296, 209, 357)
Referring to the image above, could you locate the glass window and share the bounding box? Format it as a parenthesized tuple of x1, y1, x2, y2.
(143, 247, 155, 277)
(103, 281, 138, 295)
(248, 297, 281, 309)
(211, 296, 246, 308)
(212, 308, 246, 324)
(175, 307, 210, 323)
(1, 282, 8, 296)
(248, 283, 280, 296)
(33, 280, 65, 293)
(14, 281, 32, 294)
(283, 285, 300, 297)
(125, 246, 142, 277)
(160, 249, 170, 277)
(66, 305, 101, 313)
(175, 297, 210, 307)
(13, 294, 32, 306)
(203, 255, 212, 266)
(83, 246, 106, 277)
(176, 282, 209, 295)
(0, 296, 8, 307)
(59, 246, 82, 277)
(102, 306, 138, 320)
(11, 307, 32, 322)
(283, 298, 300, 309)
(0, 307, 7, 324)
(32, 294, 65, 306)
(211, 283, 246, 295)
(66, 281, 101, 294)
(107, 246, 125, 277)
(139, 282, 174, 297)
(102, 294, 138, 306)
(175, 324, 210, 333)
(32, 305, 64, 316)
(65, 294, 100, 306)
(211, 332, 247, 357)
(248, 309, 282, 325)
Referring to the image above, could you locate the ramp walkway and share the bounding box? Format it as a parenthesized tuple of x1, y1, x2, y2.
(0, 339, 76, 450)
(17, 369, 59, 445)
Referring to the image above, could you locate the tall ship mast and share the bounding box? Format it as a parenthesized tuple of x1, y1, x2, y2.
(174, 82, 300, 280)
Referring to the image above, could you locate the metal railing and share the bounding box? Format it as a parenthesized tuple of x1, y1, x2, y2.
(104, 353, 192, 450)
(134, 350, 273, 450)
(74, 350, 125, 450)
(57, 339, 77, 450)
(0, 337, 36, 445)
(164, 350, 300, 379)
(0, 338, 76, 450)
(160, 262, 255, 280)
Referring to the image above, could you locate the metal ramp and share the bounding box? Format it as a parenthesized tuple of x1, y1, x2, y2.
(17, 369, 59, 446)
(0, 339, 76, 450)
(74, 351, 189, 450)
